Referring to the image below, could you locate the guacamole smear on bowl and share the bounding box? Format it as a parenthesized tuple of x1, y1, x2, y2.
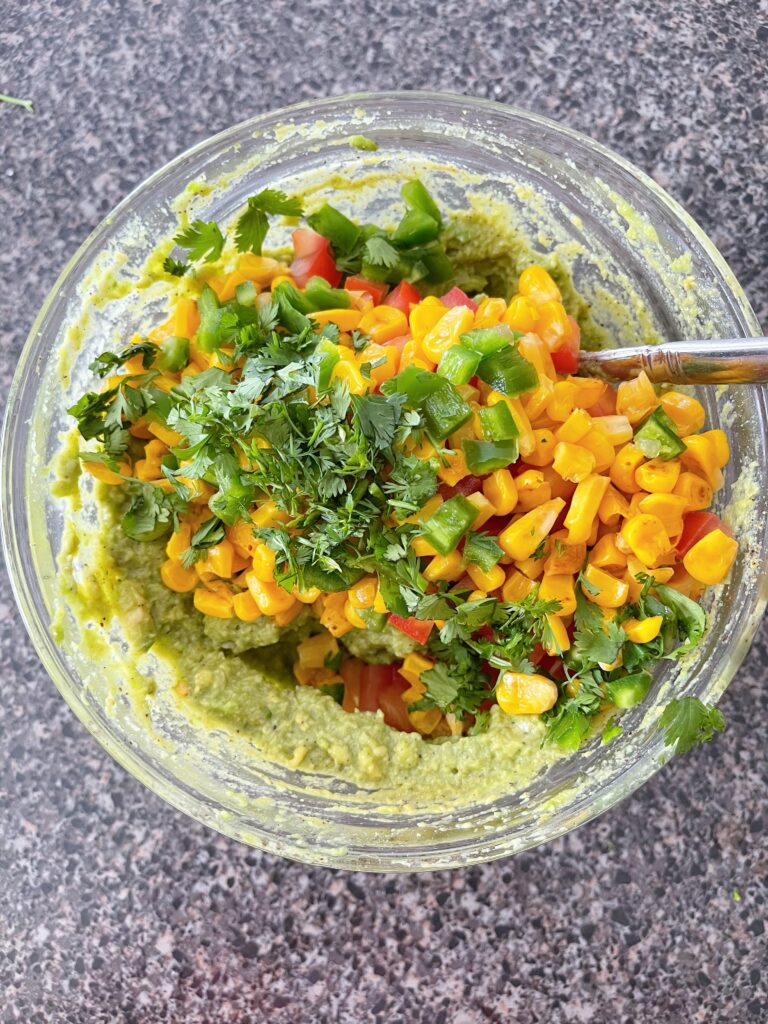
(59, 177, 731, 797)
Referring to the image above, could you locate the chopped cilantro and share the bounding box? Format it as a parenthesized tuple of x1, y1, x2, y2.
(173, 219, 225, 263)
(658, 697, 725, 757)
(235, 189, 304, 255)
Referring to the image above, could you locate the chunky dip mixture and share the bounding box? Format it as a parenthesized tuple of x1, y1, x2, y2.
(63, 179, 733, 790)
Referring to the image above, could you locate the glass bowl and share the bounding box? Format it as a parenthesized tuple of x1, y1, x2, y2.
(2, 92, 767, 871)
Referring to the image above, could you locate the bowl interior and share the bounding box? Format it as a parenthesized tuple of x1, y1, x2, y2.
(3, 93, 767, 870)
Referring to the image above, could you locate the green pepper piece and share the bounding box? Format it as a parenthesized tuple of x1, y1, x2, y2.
(155, 335, 189, 373)
(235, 280, 258, 307)
(319, 682, 345, 704)
(548, 709, 590, 749)
(422, 379, 472, 439)
(421, 494, 479, 555)
(416, 244, 453, 285)
(460, 325, 520, 356)
(196, 284, 222, 352)
(476, 345, 538, 396)
(315, 337, 340, 392)
(357, 608, 388, 632)
(437, 344, 481, 386)
(464, 532, 504, 572)
(393, 208, 440, 247)
(605, 671, 653, 709)
(478, 401, 519, 441)
(381, 366, 442, 406)
(273, 280, 314, 315)
(301, 561, 366, 593)
(306, 203, 361, 255)
(303, 276, 351, 310)
(462, 438, 520, 474)
(633, 408, 686, 460)
(401, 180, 443, 228)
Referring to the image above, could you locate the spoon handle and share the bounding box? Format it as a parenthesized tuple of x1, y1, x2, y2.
(577, 339, 768, 384)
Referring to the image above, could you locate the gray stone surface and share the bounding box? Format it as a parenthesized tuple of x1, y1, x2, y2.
(1, 1, 767, 1021)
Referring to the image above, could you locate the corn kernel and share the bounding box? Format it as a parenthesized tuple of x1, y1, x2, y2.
(401, 653, 435, 687)
(620, 513, 672, 568)
(517, 265, 561, 304)
(160, 559, 198, 593)
(233, 590, 262, 622)
(635, 457, 681, 494)
(332, 359, 369, 395)
(206, 540, 235, 578)
(673, 471, 713, 512)
(535, 300, 571, 353)
(592, 415, 633, 447)
(552, 441, 596, 483)
(251, 541, 277, 582)
(344, 601, 368, 629)
(502, 568, 536, 602)
(409, 298, 446, 344)
(487, 393, 536, 457)
(348, 576, 378, 609)
(623, 616, 663, 644)
(638, 493, 688, 540)
(582, 564, 629, 609)
(245, 574, 296, 615)
(555, 408, 593, 444)
(464, 491, 496, 528)
(543, 613, 571, 655)
(503, 295, 539, 332)
(609, 443, 646, 494)
(357, 304, 408, 343)
(466, 562, 506, 593)
(318, 592, 354, 637)
(483, 468, 518, 515)
(615, 370, 659, 424)
(437, 448, 470, 486)
(420, 306, 475, 363)
(660, 392, 705, 435)
(546, 381, 579, 422)
(683, 528, 738, 585)
(193, 586, 234, 618)
(539, 573, 577, 616)
(525, 428, 557, 467)
(598, 484, 631, 527)
(499, 498, 565, 560)
(564, 474, 610, 545)
(424, 551, 465, 583)
(496, 671, 559, 715)
(83, 458, 131, 485)
(579, 428, 615, 473)
(543, 530, 585, 574)
(473, 296, 507, 328)
(588, 533, 627, 572)
(518, 333, 557, 380)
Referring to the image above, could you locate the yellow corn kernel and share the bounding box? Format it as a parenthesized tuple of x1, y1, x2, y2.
(275, 603, 305, 627)
(160, 558, 198, 593)
(409, 297, 446, 343)
(344, 601, 368, 629)
(423, 551, 465, 583)
(598, 484, 631, 527)
(360, 342, 399, 386)
(538, 465, 576, 503)
(227, 519, 259, 559)
(623, 616, 664, 644)
(464, 491, 496, 528)
(473, 296, 507, 328)
(420, 306, 475, 363)
(502, 568, 536, 602)
(487, 393, 536, 457)
(173, 296, 200, 339)
(624, 557, 675, 602)
(148, 421, 183, 447)
(638, 493, 688, 541)
(318, 592, 353, 637)
(483, 468, 518, 515)
(683, 528, 738, 585)
(701, 429, 730, 468)
(437, 448, 470, 487)
(552, 441, 596, 484)
(546, 381, 579, 422)
(582, 564, 629, 609)
(230, 590, 262, 623)
(466, 562, 506, 594)
(348, 576, 378, 609)
(680, 434, 724, 491)
(166, 522, 192, 561)
(497, 671, 559, 715)
(373, 591, 388, 614)
(588, 533, 627, 572)
(252, 501, 290, 530)
(535, 300, 571, 353)
(539, 573, 576, 617)
(514, 470, 552, 512)
(270, 273, 297, 291)
(238, 253, 283, 285)
(525, 428, 557, 467)
(609, 443, 646, 494)
(515, 552, 547, 580)
(357, 304, 408, 343)
(503, 295, 539, 332)
(564, 474, 610, 545)
(82, 458, 131, 485)
(522, 377, 556, 421)
(518, 333, 557, 381)
(615, 370, 659, 424)
(245, 574, 296, 616)
(309, 308, 362, 331)
(620, 513, 671, 568)
(543, 614, 571, 656)
(517, 265, 561, 304)
(660, 392, 706, 435)
(412, 536, 440, 557)
(635, 457, 681, 494)
(543, 530, 585, 574)
(400, 653, 435, 687)
(592, 415, 633, 447)
(251, 540, 277, 582)
(193, 586, 234, 618)
(673, 472, 713, 512)
(332, 359, 369, 395)
(555, 408, 593, 444)
(293, 586, 322, 605)
(216, 269, 251, 303)
(566, 376, 608, 410)
(578, 428, 615, 473)
(405, 494, 442, 524)
(203, 540, 233, 579)
(499, 498, 566, 560)
(409, 707, 443, 735)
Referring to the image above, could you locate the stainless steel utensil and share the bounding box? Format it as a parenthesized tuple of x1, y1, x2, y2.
(577, 339, 768, 384)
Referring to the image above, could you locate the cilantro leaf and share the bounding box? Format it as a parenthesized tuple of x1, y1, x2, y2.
(658, 697, 725, 757)
(174, 220, 225, 263)
(353, 393, 405, 451)
(179, 518, 226, 568)
(363, 236, 400, 268)
(570, 584, 625, 668)
(162, 256, 190, 277)
(235, 190, 303, 255)
(653, 583, 707, 658)
(89, 341, 157, 378)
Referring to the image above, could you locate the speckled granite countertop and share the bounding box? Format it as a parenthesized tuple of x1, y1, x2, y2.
(1, 2, 767, 1021)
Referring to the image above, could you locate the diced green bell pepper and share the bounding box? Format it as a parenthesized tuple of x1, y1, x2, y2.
(393, 209, 440, 247)
(235, 280, 258, 307)
(155, 335, 189, 372)
(464, 532, 504, 572)
(437, 345, 482, 386)
(401, 180, 443, 228)
(422, 379, 472, 439)
(460, 325, 520, 356)
(382, 366, 442, 406)
(273, 280, 314, 315)
(196, 284, 222, 352)
(306, 203, 361, 255)
(476, 345, 538, 396)
(421, 494, 479, 555)
(605, 671, 652, 708)
(315, 337, 340, 392)
(478, 401, 519, 441)
(301, 561, 366, 593)
(548, 709, 590, 749)
(303, 276, 351, 310)
(633, 408, 686, 460)
(462, 438, 520, 474)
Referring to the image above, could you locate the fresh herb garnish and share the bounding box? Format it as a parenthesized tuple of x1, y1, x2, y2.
(235, 189, 304, 255)
(659, 697, 725, 757)
(174, 219, 226, 263)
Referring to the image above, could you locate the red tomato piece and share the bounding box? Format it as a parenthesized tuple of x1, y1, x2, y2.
(383, 280, 421, 315)
(289, 228, 341, 287)
(340, 659, 363, 713)
(440, 286, 478, 312)
(676, 511, 733, 557)
(357, 663, 415, 732)
(385, 333, 412, 354)
(344, 275, 389, 304)
(587, 388, 617, 417)
(376, 678, 416, 733)
(551, 316, 581, 374)
(388, 614, 434, 645)
(440, 474, 485, 499)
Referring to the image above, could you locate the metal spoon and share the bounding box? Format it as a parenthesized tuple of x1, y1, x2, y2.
(577, 339, 768, 384)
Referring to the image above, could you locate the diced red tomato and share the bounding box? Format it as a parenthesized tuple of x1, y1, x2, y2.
(383, 280, 421, 315)
(385, 333, 412, 354)
(356, 663, 415, 732)
(550, 316, 581, 374)
(529, 644, 546, 667)
(388, 613, 434, 645)
(340, 659, 362, 713)
(289, 228, 341, 287)
(344, 275, 388, 304)
(676, 511, 733, 557)
(587, 387, 617, 417)
(440, 474, 485, 499)
(440, 286, 478, 312)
